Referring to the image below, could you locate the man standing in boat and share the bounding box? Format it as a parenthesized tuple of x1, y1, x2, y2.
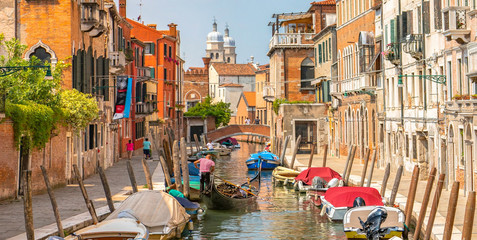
(194, 154, 215, 194)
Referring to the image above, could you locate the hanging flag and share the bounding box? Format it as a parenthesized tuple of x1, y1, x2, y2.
(113, 76, 132, 120)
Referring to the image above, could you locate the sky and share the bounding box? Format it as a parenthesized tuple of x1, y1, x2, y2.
(116, 0, 314, 69)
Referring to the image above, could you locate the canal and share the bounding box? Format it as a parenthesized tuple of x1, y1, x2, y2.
(190, 142, 346, 239)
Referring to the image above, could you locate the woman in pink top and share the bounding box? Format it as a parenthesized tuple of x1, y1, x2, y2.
(126, 140, 134, 160)
(194, 154, 215, 194)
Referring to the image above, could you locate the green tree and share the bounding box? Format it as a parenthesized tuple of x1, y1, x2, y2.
(184, 96, 232, 128)
(0, 35, 98, 149)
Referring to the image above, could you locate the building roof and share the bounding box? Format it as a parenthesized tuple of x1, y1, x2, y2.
(126, 18, 173, 39)
(211, 63, 256, 76)
(219, 83, 244, 88)
(311, 0, 336, 5)
(243, 92, 256, 107)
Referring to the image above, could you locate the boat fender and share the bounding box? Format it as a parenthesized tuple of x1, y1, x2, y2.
(298, 181, 304, 191)
(197, 207, 204, 214)
(188, 220, 194, 230)
(339, 179, 345, 187)
(327, 178, 340, 188)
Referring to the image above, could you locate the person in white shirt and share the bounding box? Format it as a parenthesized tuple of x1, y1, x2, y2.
(206, 141, 214, 150)
(245, 118, 251, 124)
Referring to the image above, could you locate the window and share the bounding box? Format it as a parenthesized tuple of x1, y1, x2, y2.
(150, 67, 155, 78)
(163, 44, 167, 56)
(215, 53, 219, 59)
(29, 47, 51, 63)
(300, 58, 314, 89)
(145, 43, 155, 55)
(319, 45, 322, 63)
(210, 53, 213, 59)
(135, 121, 145, 140)
(412, 135, 417, 160)
(168, 46, 172, 58)
(164, 68, 167, 80)
(405, 135, 410, 157)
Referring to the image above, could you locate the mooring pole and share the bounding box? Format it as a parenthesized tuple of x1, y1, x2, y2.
(172, 140, 182, 192)
(414, 167, 437, 239)
(423, 174, 445, 240)
(97, 165, 115, 213)
(194, 134, 200, 153)
(141, 159, 154, 190)
(23, 170, 34, 240)
(365, 150, 377, 187)
(359, 148, 371, 186)
(344, 146, 357, 185)
(442, 181, 460, 240)
(389, 165, 403, 206)
(380, 163, 391, 196)
(322, 144, 328, 167)
(404, 165, 420, 227)
(290, 135, 301, 169)
(307, 143, 316, 169)
(279, 136, 290, 166)
(126, 160, 138, 193)
(462, 191, 476, 240)
(180, 137, 190, 198)
(73, 164, 98, 224)
(150, 129, 172, 187)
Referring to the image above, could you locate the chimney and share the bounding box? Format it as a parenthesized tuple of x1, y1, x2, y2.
(202, 57, 211, 72)
(119, 0, 126, 18)
(147, 24, 157, 30)
(168, 23, 177, 37)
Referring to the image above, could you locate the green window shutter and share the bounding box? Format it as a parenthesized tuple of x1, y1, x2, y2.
(390, 19, 396, 43)
(315, 48, 317, 67)
(151, 43, 155, 55)
(328, 38, 331, 56)
(385, 25, 388, 46)
(323, 42, 326, 61)
(150, 67, 155, 78)
(319, 45, 322, 63)
(324, 81, 330, 102)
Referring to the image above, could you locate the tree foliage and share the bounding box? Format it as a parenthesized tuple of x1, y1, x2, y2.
(184, 96, 232, 128)
(0, 35, 98, 149)
(272, 98, 314, 115)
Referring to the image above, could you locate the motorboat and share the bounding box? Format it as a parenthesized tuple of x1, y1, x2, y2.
(294, 167, 343, 192)
(195, 150, 219, 160)
(211, 143, 232, 156)
(246, 151, 279, 170)
(220, 137, 240, 148)
(343, 206, 405, 239)
(172, 195, 203, 218)
(106, 190, 192, 239)
(58, 218, 148, 240)
(321, 187, 384, 221)
(272, 166, 300, 187)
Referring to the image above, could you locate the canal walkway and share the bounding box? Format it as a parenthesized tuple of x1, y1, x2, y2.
(285, 151, 477, 240)
(2, 152, 163, 240)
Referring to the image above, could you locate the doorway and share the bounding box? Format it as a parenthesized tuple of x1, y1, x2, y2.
(295, 120, 317, 154)
(190, 125, 204, 141)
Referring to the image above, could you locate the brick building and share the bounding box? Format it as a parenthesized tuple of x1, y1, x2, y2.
(184, 57, 211, 111)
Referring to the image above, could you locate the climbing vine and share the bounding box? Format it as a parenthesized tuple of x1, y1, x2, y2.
(272, 98, 314, 115)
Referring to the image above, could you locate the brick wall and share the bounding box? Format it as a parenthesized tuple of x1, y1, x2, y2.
(0, 120, 19, 200)
(282, 48, 316, 102)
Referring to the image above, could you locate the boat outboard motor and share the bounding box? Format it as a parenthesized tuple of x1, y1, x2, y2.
(359, 206, 388, 240)
(326, 178, 340, 188)
(311, 176, 326, 189)
(353, 197, 366, 208)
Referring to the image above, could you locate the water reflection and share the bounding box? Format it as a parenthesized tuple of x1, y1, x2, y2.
(190, 142, 346, 239)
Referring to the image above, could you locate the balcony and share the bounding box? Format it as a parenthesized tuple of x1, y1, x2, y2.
(445, 98, 477, 116)
(342, 75, 377, 95)
(80, 0, 99, 32)
(109, 51, 126, 74)
(88, 9, 107, 38)
(383, 42, 400, 65)
(136, 102, 155, 115)
(268, 33, 314, 54)
(262, 84, 275, 102)
(137, 67, 152, 82)
(442, 6, 471, 44)
(402, 34, 423, 60)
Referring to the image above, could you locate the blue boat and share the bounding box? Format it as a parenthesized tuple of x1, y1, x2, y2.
(246, 151, 280, 170)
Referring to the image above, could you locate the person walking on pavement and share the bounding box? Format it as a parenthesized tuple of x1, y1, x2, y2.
(143, 138, 152, 159)
(194, 154, 215, 194)
(126, 140, 134, 160)
(254, 116, 260, 124)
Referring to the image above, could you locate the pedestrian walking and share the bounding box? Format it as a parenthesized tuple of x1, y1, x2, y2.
(254, 117, 260, 124)
(193, 154, 215, 194)
(143, 138, 152, 159)
(126, 140, 134, 159)
(245, 117, 251, 124)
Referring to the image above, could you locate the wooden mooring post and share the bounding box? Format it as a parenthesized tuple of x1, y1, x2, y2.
(404, 165, 419, 228)
(423, 173, 445, 240)
(290, 135, 301, 169)
(344, 146, 357, 185)
(365, 150, 377, 187)
(141, 159, 154, 190)
(172, 140, 182, 192)
(359, 148, 371, 187)
(462, 191, 476, 240)
(307, 144, 316, 169)
(279, 136, 290, 166)
(388, 165, 403, 206)
(342, 145, 355, 182)
(442, 181, 460, 240)
(380, 163, 391, 196)
(180, 137, 190, 198)
(97, 165, 115, 213)
(23, 170, 34, 240)
(150, 130, 172, 187)
(193, 134, 201, 153)
(414, 167, 437, 240)
(73, 164, 98, 224)
(40, 166, 64, 237)
(126, 160, 138, 193)
(322, 144, 328, 167)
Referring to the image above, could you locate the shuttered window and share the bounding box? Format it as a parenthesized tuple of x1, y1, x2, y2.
(423, 1, 430, 34)
(434, 0, 442, 30)
(401, 12, 408, 37)
(150, 67, 155, 78)
(390, 19, 396, 43)
(319, 45, 322, 63)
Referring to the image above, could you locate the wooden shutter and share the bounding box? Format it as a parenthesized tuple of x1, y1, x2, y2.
(434, 0, 442, 30)
(319, 44, 322, 63)
(104, 58, 109, 101)
(423, 1, 430, 34)
(401, 12, 408, 38)
(390, 19, 396, 43)
(407, 11, 413, 35)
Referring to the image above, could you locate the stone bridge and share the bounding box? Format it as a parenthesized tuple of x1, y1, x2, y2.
(207, 124, 271, 142)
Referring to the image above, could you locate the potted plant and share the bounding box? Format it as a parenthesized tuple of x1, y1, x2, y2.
(471, 94, 477, 99)
(462, 94, 470, 100)
(453, 94, 463, 100)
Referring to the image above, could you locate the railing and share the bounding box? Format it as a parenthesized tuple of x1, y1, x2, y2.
(402, 34, 423, 59)
(269, 33, 314, 50)
(442, 6, 470, 43)
(383, 42, 400, 65)
(110, 51, 126, 68)
(330, 80, 340, 94)
(137, 67, 151, 81)
(341, 75, 377, 93)
(136, 102, 154, 115)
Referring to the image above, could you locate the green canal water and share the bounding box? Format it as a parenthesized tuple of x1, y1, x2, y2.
(189, 143, 346, 239)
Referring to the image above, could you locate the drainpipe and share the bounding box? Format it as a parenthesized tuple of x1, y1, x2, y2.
(399, 0, 404, 127)
(421, 0, 427, 111)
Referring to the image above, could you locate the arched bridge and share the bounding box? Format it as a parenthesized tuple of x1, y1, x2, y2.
(207, 124, 271, 142)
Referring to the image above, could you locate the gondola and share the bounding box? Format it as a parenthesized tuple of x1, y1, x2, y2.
(201, 162, 262, 210)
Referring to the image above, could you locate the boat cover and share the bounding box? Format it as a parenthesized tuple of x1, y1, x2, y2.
(249, 151, 279, 161)
(294, 167, 342, 185)
(173, 196, 200, 209)
(220, 137, 238, 145)
(106, 190, 190, 233)
(324, 187, 383, 207)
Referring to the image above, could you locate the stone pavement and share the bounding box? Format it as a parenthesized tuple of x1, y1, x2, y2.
(285, 151, 477, 240)
(1, 152, 163, 240)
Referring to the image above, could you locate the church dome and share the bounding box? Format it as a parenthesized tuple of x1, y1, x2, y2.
(207, 31, 224, 42)
(224, 36, 235, 47)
